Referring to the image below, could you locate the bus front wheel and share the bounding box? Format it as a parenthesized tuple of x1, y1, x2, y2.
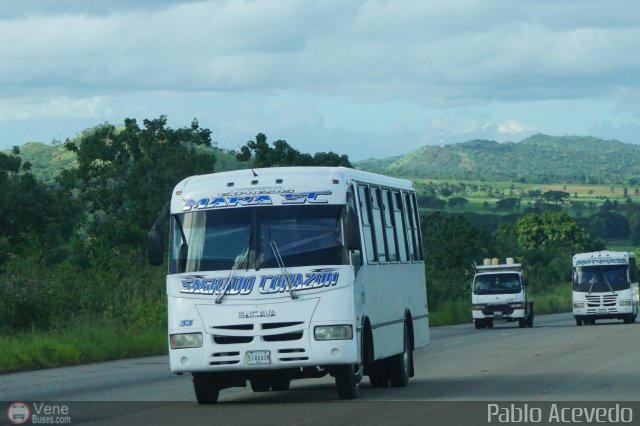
(335, 364, 361, 400)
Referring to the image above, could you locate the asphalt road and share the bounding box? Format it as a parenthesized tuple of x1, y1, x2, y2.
(2, 312, 639, 425)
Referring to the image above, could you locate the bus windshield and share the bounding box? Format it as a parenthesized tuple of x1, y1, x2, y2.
(573, 264, 629, 292)
(169, 205, 348, 273)
(473, 273, 522, 295)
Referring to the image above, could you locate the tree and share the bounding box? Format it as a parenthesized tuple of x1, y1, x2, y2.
(236, 133, 352, 168)
(448, 197, 469, 209)
(495, 198, 519, 211)
(541, 190, 570, 205)
(64, 116, 216, 247)
(494, 211, 602, 290)
(0, 149, 75, 267)
(513, 211, 594, 252)
(587, 211, 630, 239)
(422, 212, 494, 303)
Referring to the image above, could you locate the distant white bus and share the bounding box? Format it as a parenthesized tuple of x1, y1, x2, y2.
(148, 166, 429, 403)
(572, 251, 639, 326)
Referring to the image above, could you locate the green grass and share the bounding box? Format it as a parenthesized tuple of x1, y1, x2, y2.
(529, 284, 572, 315)
(414, 177, 639, 216)
(0, 320, 166, 373)
(429, 299, 471, 326)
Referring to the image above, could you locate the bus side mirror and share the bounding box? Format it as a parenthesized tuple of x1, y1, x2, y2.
(148, 227, 164, 266)
(523, 277, 529, 287)
(345, 191, 361, 251)
(148, 202, 170, 266)
(345, 212, 361, 251)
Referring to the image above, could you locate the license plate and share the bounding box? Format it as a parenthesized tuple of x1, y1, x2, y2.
(246, 350, 271, 365)
(597, 308, 607, 314)
(494, 313, 503, 318)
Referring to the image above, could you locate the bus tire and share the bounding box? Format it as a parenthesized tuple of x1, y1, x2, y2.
(335, 364, 360, 400)
(576, 318, 582, 326)
(369, 360, 389, 387)
(624, 314, 632, 324)
(518, 318, 526, 328)
(388, 324, 410, 387)
(474, 320, 483, 330)
(192, 373, 220, 404)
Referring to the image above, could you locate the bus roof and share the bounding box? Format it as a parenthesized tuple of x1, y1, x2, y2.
(171, 166, 415, 213)
(176, 167, 414, 192)
(572, 250, 634, 267)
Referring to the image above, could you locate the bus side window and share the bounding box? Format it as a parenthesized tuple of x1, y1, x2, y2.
(371, 187, 388, 262)
(358, 185, 377, 264)
(382, 189, 398, 262)
(410, 192, 424, 261)
(394, 191, 409, 262)
(404, 192, 418, 261)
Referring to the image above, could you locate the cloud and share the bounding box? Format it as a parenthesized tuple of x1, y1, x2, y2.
(0, 0, 639, 158)
(0, 95, 105, 121)
(497, 119, 535, 135)
(2, 0, 640, 103)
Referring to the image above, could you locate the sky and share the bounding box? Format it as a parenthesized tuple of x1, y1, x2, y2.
(1, 0, 640, 161)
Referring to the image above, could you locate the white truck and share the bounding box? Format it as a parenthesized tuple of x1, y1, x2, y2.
(572, 251, 639, 326)
(472, 258, 534, 329)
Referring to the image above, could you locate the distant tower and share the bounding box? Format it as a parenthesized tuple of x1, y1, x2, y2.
(439, 118, 444, 147)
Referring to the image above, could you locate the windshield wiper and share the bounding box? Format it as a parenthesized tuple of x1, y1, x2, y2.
(602, 273, 615, 293)
(215, 246, 249, 304)
(270, 241, 298, 300)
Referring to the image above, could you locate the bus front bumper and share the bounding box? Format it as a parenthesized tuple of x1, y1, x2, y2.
(573, 303, 634, 318)
(168, 329, 359, 374)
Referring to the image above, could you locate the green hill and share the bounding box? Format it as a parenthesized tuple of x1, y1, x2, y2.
(5, 142, 77, 183)
(356, 134, 640, 184)
(8, 133, 640, 186)
(3, 140, 245, 184)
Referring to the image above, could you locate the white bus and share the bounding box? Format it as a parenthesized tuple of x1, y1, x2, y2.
(148, 166, 429, 403)
(572, 251, 639, 326)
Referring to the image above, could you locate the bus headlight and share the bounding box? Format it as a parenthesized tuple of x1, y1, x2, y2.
(510, 303, 525, 309)
(573, 302, 585, 309)
(619, 300, 632, 306)
(472, 304, 485, 310)
(170, 333, 203, 349)
(314, 325, 353, 340)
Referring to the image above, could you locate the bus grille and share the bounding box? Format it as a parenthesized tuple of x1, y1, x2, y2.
(209, 351, 241, 366)
(210, 321, 305, 344)
(585, 294, 618, 307)
(278, 348, 309, 362)
(214, 335, 253, 344)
